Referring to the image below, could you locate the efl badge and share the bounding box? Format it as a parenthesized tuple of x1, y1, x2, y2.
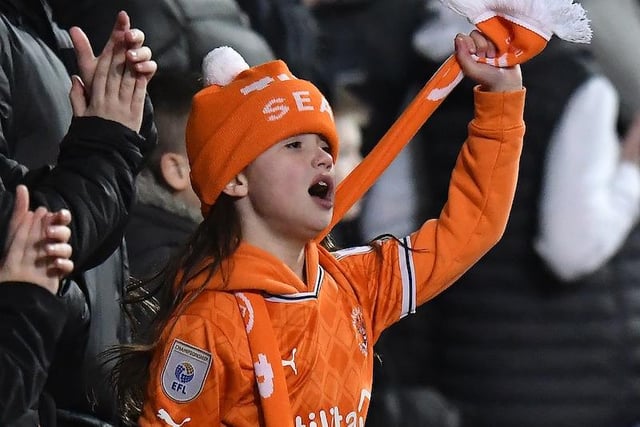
(162, 339, 212, 402)
(351, 307, 368, 356)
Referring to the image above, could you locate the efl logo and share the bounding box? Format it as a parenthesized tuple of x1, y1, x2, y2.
(161, 340, 212, 402)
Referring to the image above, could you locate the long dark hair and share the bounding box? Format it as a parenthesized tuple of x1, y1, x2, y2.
(104, 194, 241, 425)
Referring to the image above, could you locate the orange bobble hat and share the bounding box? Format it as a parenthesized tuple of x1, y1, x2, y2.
(186, 46, 339, 216)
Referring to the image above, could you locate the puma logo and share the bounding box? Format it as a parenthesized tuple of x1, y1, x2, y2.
(282, 348, 298, 375)
(157, 408, 191, 427)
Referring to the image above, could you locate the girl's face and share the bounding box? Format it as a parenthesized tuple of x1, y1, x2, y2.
(241, 133, 335, 243)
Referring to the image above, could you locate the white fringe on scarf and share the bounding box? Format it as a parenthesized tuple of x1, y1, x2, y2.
(440, 0, 592, 43)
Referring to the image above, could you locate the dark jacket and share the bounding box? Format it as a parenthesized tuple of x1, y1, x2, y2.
(0, 120, 151, 427)
(0, 0, 156, 425)
(0, 2, 72, 169)
(125, 202, 198, 280)
(0, 117, 153, 268)
(0, 283, 65, 425)
(237, 0, 317, 79)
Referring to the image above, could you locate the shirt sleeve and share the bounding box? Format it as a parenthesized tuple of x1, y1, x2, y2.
(336, 87, 525, 341)
(534, 76, 640, 281)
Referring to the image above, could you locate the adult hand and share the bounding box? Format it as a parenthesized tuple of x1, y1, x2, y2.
(69, 11, 156, 132)
(70, 11, 156, 91)
(68, 11, 157, 132)
(0, 186, 74, 294)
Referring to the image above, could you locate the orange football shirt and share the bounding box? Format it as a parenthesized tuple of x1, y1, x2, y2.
(139, 88, 525, 426)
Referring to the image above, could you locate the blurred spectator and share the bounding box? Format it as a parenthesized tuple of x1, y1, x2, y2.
(127, 0, 275, 70)
(0, 2, 156, 425)
(53, 0, 275, 70)
(311, 0, 426, 148)
(237, 0, 320, 81)
(371, 2, 640, 426)
(579, 0, 640, 124)
(125, 74, 202, 280)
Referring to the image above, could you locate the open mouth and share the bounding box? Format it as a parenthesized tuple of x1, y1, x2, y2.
(309, 180, 330, 199)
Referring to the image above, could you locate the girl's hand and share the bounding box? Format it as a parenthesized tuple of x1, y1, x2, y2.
(454, 30, 523, 92)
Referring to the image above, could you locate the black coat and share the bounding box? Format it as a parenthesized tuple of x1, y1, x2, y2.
(0, 118, 152, 426)
(0, 283, 65, 425)
(0, 117, 153, 269)
(125, 202, 198, 280)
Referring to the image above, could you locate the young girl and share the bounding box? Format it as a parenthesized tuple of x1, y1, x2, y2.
(117, 29, 524, 426)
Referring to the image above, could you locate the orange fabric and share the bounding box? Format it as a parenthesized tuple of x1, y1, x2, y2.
(187, 60, 339, 216)
(318, 54, 464, 240)
(319, 14, 546, 240)
(475, 16, 548, 66)
(139, 88, 525, 427)
(234, 291, 295, 427)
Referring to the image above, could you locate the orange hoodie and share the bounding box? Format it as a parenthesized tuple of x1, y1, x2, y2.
(139, 87, 525, 427)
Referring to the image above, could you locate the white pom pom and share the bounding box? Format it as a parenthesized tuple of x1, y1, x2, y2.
(202, 46, 250, 87)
